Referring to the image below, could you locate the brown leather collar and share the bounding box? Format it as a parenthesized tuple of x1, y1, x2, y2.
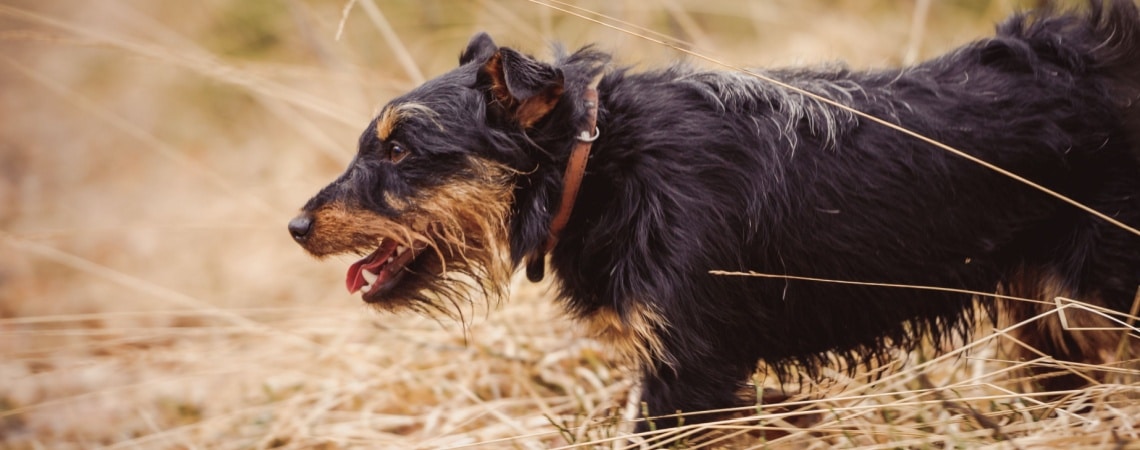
(526, 88, 600, 282)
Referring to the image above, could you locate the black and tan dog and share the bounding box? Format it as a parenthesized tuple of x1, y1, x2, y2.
(290, 0, 1140, 430)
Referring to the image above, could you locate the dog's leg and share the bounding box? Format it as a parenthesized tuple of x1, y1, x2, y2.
(998, 183, 1140, 390)
(580, 302, 761, 432)
(999, 272, 1139, 390)
(633, 351, 756, 433)
(998, 267, 1117, 389)
(580, 304, 752, 431)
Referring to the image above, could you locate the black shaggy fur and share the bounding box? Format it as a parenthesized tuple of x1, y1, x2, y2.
(291, 1, 1140, 431)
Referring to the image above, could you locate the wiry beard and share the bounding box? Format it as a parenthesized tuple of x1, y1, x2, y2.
(302, 158, 516, 319)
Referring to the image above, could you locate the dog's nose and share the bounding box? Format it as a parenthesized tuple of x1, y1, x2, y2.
(288, 214, 314, 242)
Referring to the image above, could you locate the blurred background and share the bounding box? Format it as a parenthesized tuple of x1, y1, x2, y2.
(1, 0, 1041, 448)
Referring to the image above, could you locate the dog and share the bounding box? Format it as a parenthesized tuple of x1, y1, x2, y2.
(289, 0, 1140, 431)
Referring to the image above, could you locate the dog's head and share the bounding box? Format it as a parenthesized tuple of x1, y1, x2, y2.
(288, 33, 607, 313)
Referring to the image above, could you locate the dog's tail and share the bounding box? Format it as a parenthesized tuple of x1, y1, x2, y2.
(999, 0, 1140, 150)
(1084, 0, 1140, 154)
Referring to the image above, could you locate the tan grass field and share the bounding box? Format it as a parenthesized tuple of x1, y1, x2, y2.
(1, 0, 1138, 448)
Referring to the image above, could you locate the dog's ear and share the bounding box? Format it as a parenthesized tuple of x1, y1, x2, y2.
(482, 47, 565, 129)
(460, 32, 497, 65)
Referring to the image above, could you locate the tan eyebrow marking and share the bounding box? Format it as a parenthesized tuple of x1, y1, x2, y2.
(376, 102, 441, 140)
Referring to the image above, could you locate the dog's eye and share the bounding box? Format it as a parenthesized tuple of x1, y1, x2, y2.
(387, 142, 409, 163)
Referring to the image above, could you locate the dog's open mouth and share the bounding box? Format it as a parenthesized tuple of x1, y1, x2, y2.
(345, 239, 428, 301)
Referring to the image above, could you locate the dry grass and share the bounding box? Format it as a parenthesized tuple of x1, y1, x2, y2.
(1, 0, 1137, 448)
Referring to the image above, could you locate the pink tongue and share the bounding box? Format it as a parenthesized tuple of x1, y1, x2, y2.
(345, 241, 397, 293)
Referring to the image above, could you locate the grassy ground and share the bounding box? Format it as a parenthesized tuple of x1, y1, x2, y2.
(1, 0, 1137, 448)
